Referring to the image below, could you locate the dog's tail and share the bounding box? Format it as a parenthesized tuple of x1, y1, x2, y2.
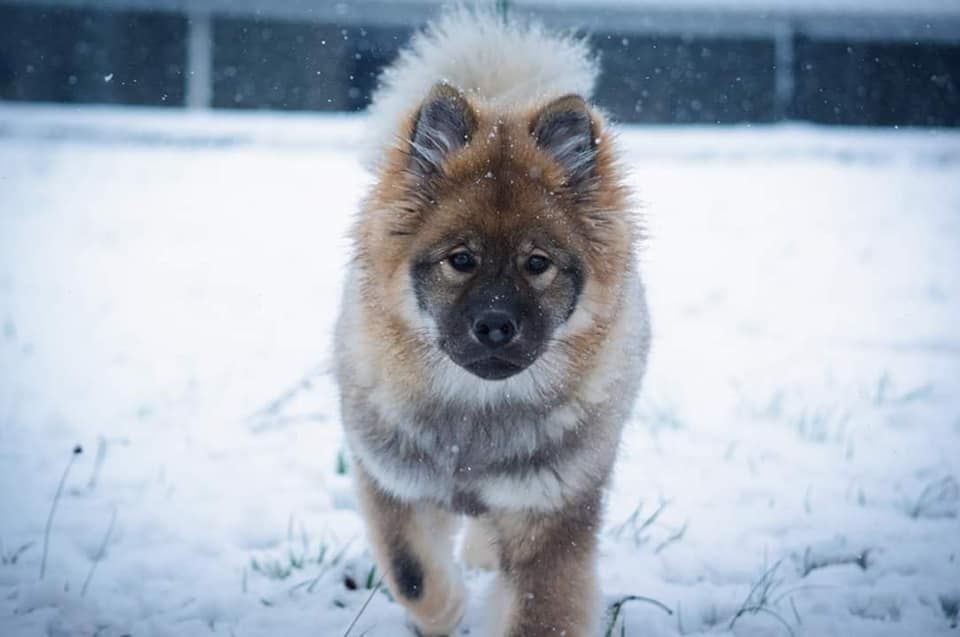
(363, 8, 598, 170)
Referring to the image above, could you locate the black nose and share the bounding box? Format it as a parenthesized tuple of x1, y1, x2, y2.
(472, 310, 518, 349)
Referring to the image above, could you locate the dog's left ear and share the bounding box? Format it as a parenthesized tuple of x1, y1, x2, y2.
(409, 82, 477, 176)
(531, 94, 597, 188)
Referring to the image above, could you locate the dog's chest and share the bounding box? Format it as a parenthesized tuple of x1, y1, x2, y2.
(356, 400, 579, 513)
(434, 445, 499, 515)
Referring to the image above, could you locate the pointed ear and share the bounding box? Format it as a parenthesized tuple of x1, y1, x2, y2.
(531, 94, 597, 187)
(408, 82, 477, 176)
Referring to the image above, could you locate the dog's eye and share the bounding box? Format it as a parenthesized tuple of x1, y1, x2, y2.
(525, 254, 551, 275)
(448, 251, 477, 273)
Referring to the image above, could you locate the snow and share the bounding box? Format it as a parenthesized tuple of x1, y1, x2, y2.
(1, 104, 959, 636)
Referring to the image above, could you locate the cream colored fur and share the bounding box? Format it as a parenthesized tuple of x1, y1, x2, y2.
(363, 7, 598, 171)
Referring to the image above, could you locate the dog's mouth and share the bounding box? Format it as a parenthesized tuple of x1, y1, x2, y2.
(437, 337, 539, 381)
(463, 357, 527, 380)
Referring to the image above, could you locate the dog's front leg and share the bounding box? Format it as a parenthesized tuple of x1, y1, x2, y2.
(353, 464, 465, 636)
(489, 490, 604, 637)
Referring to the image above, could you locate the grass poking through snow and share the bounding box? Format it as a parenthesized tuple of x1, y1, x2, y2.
(0, 539, 34, 565)
(797, 546, 871, 577)
(907, 476, 959, 519)
(604, 594, 674, 637)
(251, 545, 322, 582)
(80, 506, 117, 597)
(940, 594, 960, 629)
(728, 559, 798, 637)
(610, 499, 688, 555)
(40, 444, 83, 579)
(336, 448, 349, 476)
(342, 570, 386, 637)
(611, 499, 670, 545)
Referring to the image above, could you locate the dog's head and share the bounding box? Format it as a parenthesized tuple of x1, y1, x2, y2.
(359, 83, 634, 390)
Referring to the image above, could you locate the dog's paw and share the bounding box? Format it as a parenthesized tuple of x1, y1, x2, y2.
(408, 578, 465, 637)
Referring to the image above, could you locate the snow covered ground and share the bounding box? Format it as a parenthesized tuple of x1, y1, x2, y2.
(1, 104, 959, 636)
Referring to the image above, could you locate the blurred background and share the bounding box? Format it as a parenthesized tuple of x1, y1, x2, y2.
(1, 0, 958, 126)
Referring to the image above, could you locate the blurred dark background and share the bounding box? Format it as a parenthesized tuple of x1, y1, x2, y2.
(1, 0, 958, 126)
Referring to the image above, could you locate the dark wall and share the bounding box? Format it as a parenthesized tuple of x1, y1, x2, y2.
(593, 33, 777, 123)
(1, 2, 959, 127)
(0, 4, 186, 106)
(211, 19, 410, 111)
(793, 36, 960, 127)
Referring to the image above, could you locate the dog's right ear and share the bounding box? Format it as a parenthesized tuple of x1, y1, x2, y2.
(408, 83, 477, 176)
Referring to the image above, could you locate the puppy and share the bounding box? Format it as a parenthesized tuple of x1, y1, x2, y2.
(334, 10, 650, 636)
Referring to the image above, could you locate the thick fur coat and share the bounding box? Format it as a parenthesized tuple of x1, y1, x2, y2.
(334, 10, 650, 637)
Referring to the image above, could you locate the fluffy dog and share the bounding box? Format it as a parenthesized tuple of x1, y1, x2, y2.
(335, 10, 650, 636)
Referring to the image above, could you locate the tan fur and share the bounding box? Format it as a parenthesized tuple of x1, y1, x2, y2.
(491, 490, 603, 636)
(354, 465, 465, 636)
(461, 517, 498, 572)
(350, 99, 634, 401)
(336, 68, 648, 636)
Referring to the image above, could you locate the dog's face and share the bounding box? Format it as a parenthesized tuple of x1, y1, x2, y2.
(363, 84, 632, 385)
(411, 219, 585, 380)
